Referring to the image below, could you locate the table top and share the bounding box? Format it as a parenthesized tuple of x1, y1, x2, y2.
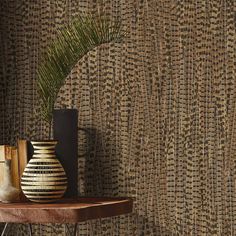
(0, 197, 133, 223)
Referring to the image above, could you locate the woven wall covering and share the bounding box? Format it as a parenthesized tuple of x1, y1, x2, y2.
(1, 0, 236, 235)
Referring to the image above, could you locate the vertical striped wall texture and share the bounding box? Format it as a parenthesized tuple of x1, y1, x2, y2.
(1, 0, 236, 235)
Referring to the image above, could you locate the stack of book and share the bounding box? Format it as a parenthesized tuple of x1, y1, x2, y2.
(0, 140, 29, 199)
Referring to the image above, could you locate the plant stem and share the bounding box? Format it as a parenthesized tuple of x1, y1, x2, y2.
(49, 120, 52, 140)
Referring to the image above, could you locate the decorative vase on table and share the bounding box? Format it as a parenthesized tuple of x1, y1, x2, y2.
(21, 140, 67, 203)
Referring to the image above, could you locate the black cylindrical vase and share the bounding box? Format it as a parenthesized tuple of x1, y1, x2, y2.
(53, 109, 78, 197)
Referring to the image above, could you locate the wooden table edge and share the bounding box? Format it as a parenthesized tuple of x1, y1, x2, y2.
(0, 197, 133, 224)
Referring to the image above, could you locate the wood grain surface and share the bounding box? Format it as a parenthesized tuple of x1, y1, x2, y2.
(0, 197, 133, 223)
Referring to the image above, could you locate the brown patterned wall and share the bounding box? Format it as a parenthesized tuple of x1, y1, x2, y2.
(1, 0, 236, 235)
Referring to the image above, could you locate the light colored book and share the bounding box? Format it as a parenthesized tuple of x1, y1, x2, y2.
(0, 145, 12, 161)
(0, 145, 13, 186)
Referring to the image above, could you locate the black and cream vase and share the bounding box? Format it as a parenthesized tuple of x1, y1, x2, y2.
(21, 140, 67, 203)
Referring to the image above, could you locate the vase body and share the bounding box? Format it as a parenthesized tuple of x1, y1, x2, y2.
(21, 141, 67, 203)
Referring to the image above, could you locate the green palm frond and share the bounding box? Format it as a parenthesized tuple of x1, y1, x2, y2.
(37, 14, 124, 124)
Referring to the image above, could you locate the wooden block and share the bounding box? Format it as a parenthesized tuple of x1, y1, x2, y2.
(17, 140, 29, 201)
(17, 140, 28, 178)
(11, 148, 20, 189)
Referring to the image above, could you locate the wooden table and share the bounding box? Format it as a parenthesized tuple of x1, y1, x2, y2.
(0, 197, 133, 236)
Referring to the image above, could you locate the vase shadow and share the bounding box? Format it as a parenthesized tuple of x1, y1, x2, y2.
(78, 127, 120, 197)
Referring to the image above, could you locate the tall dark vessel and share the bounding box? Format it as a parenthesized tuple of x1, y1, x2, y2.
(53, 109, 78, 197)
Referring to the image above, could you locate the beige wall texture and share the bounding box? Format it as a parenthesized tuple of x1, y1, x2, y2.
(1, 0, 236, 235)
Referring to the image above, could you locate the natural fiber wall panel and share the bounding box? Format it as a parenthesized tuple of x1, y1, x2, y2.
(1, 0, 236, 235)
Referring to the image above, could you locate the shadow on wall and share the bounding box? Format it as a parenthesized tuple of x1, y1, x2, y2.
(78, 130, 175, 235)
(78, 127, 120, 197)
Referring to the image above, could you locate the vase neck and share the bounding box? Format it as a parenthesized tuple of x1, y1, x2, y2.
(31, 141, 57, 159)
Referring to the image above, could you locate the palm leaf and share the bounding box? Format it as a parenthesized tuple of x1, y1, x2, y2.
(37, 14, 124, 124)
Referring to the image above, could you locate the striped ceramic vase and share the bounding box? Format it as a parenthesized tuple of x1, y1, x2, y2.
(21, 141, 67, 203)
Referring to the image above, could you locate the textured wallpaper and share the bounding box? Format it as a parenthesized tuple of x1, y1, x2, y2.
(1, 0, 236, 235)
